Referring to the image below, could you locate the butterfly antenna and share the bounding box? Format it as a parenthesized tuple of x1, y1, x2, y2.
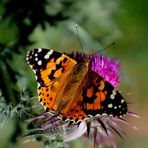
(95, 42, 115, 54)
(75, 24, 84, 53)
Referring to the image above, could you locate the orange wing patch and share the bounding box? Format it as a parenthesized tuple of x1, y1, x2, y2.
(84, 87, 107, 111)
(38, 54, 77, 114)
(86, 86, 94, 98)
(39, 86, 57, 112)
(59, 100, 88, 122)
(82, 72, 109, 115)
(40, 54, 77, 86)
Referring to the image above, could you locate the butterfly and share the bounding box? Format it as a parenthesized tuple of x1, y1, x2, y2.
(26, 48, 127, 123)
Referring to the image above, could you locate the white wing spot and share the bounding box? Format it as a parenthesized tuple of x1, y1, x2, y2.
(29, 55, 32, 59)
(110, 94, 115, 99)
(38, 60, 42, 65)
(119, 105, 121, 108)
(44, 50, 53, 59)
(35, 58, 38, 61)
(108, 103, 113, 108)
(95, 114, 100, 117)
(121, 99, 125, 104)
(33, 69, 36, 73)
(29, 65, 33, 69)
(113, 89, 116, 95)
(114, 106, 117, 109)
(38, 48, 42, 52)
(88, 115, 92, 118)
(35, 75, 38, 80)
(35, 53, 38, 57)
(102, 113, 107, 116)
(37, 83, 40, 88)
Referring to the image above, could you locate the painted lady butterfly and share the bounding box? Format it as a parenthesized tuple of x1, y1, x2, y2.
(26, 48, 127, 123)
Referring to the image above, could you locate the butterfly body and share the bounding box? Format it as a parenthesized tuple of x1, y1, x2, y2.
(26, 48, 127, 122)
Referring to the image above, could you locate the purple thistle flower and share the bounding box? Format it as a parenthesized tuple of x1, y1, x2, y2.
(88, 54, 120, 87)
(26, 110, 139, 148)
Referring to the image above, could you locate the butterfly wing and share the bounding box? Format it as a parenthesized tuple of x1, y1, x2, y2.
(26, 48, 77, 113)
(82, 70, 127, 118)
(59, 70, 127, 122)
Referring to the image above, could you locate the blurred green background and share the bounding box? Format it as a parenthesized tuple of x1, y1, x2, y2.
(0, 0, 148, 148)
